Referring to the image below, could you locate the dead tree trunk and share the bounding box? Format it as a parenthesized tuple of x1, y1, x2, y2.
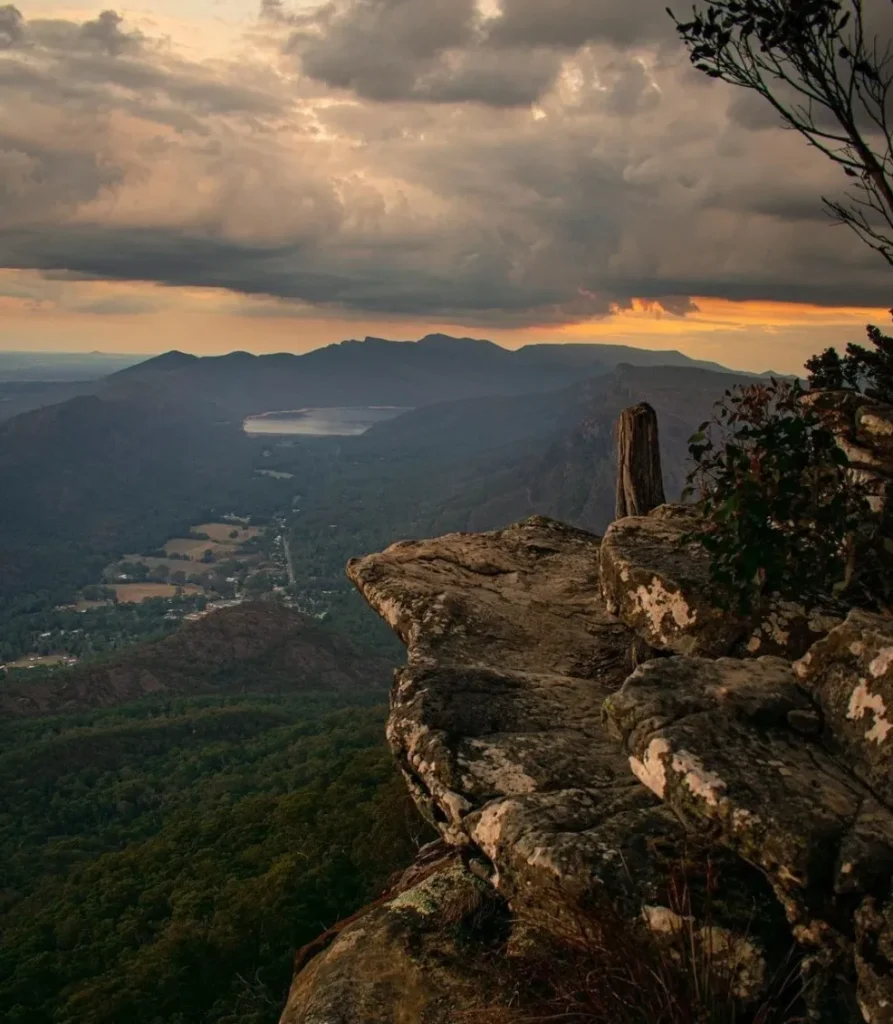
(615, 402, 666, 519)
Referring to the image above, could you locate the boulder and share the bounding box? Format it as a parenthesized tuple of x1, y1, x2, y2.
(347, 516, 682, 910)
(796, 610, 893, 801)
(279, 845, 513, 1024)
(804, 392, 893, 512)
(604, 653, 893, 1022)
(599, 506, 839, 659)
(599, 507, 735, 657)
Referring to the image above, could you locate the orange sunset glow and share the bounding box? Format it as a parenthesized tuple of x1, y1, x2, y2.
(0, 267, 886, 374)
(2, 1, 891, 370)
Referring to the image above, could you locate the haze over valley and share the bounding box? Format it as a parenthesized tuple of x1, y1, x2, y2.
(5, 0, 893, 1020)
(0, 329, 775, 1022)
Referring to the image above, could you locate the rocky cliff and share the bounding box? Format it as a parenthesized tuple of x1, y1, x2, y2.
(279, 396, 893, 1024)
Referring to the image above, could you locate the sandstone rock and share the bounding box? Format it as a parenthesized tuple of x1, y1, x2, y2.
(854, 898, 893, 1024)
(338, 513, 889, 1021)
(347, 517, 684, 910)
(804, 391, 893, 512)
(279, 848, 511, 1024)
(346, 514, 793, 1013)
(796, 610, 893, 801)
(599, 507, 839, 659)
(742, 602, 844, 660)
(641, 904, 768, 1003)
(605, 656, 893, 921)
(599, 508, 734, 656)
(604, 653, 893, 1023)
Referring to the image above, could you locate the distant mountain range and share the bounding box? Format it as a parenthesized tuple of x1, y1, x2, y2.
(0, 335, 767, 613)
(0, 334, 775, 424)
(106, 334, 754, 419)
(356, 361, 765, 537)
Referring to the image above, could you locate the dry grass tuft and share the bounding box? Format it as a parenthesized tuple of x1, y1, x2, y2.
(451, 859, 806, 1024)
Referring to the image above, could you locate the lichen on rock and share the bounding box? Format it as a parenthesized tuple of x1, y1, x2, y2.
(599, 505, 841, 659)
(798, 611, 893, 798)
(283, 509, 893, 1024)
(279, 846, 512, 1024)
(605, 650, 893, 1022)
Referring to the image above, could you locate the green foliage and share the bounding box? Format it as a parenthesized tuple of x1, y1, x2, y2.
(804, 347, 851, 391)
(806, 319, 893, 403)
(843, 322, 893, 403)
(0, 691, 429, 1024)
(684, 379, 867, 611)
(0, 595, 214, 665)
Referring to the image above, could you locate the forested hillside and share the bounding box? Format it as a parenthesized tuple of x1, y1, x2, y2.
(0, 607, 428, 1024)
(0, 694, 426, 1024)
(0, 602, 393, 718)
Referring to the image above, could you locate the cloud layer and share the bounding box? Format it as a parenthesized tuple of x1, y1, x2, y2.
(0, 0, 890, 329)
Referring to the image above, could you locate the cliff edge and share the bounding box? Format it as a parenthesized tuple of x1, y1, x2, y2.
(280, 395, 893, 1024)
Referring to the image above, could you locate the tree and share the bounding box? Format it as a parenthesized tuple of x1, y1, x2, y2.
(805, 346, 850, 389)
(806, 316, 893, 400)
(671, 0, 893, 265)
(684, 378, 864, 609)
(846, 319, 893, 399)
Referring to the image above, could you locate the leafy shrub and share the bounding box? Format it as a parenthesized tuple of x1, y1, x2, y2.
(683, 378, 872, 612)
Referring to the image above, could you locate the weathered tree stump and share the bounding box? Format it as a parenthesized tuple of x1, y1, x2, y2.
(615, 402, 666, 519)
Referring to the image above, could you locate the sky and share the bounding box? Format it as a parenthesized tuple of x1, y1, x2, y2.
(0, 0, 891, 373)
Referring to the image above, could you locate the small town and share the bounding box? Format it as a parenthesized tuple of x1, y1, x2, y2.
(0, 513, 296, 675)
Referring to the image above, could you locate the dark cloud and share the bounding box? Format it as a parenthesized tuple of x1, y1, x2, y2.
(79, 9, 139, 55)
(26, 9, 140, 54)
(487, 0, 675, 50)
(288, 0, 563, 106)
(639, 297, 702, 317)
(287, 0, 676, 107)
(0, 0, 890, 330)
(0, 4, 23, 47)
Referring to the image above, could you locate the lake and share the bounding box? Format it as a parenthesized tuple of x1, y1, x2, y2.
(243, 406, 410, 437)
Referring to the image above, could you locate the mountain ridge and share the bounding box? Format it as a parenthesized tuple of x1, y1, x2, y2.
(105, 334, 753, 420)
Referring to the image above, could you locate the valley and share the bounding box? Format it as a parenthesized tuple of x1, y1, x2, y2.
(1, 517, 291, 672)
(0, 353, 759, 673)
(0, 338, 764, 1024)
(2, 0, 888, 1013)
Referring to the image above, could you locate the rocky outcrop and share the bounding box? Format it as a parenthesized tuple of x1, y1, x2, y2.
(797, 610, 893, 800)
(804, 391, 893, 513)
(345, 517, 685, 913)
(599, 505, 734, 656)
(603, 654, 893, 926)
(600, 505, 841, 659)
(279, 842, 514, 1024)
(602, 647, 893, 1022)
(281, 510, 893, 1023)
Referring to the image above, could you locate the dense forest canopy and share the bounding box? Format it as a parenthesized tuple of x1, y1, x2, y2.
(0, 691, 431, 1024)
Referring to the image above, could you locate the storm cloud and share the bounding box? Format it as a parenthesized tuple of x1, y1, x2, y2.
(0, 0, 890, 329)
